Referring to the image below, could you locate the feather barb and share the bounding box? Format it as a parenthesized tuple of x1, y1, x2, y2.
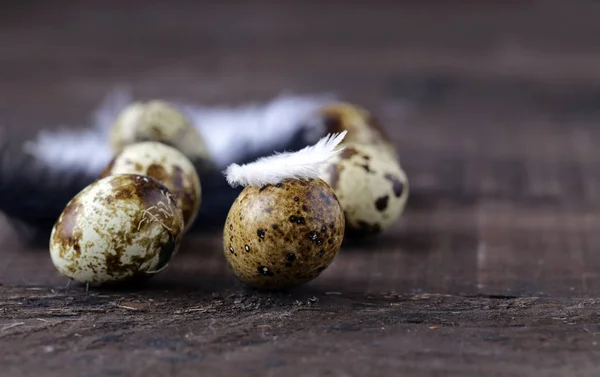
(224, 131, 347, 187)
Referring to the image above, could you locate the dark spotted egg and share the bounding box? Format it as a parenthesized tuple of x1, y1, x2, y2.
(109, 100, 211, 164)
(223, 178, 345, 290)
(101, 141, 202, 233)
(49, 174, 184, 286)
(319, 142, 408, 237)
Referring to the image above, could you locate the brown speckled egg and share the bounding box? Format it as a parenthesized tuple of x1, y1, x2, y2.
(319, 142, 409, 237)
(320, 102, 397, 158)
(49, 174, 184, 286)
(109, 100, 211, 164)
(101, 141, 201, 232)
(223, 178, 345, 290)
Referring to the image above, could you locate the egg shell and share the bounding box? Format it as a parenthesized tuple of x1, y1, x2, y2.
(109, 100, 211, 164)
(223, 178, 345, 290)
(49, 174, 185, 285)
(320, 102, 397, 157)
(320, 142, 409, 237)
(101, 141, 202, 233)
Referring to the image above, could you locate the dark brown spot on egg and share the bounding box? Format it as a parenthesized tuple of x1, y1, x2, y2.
(171, 165, 184, 190)
(257, 229, 265, 239)
(289, 216, 306, 225)
(265, 207, 273, 213)
(147, 163, 168, 182)
(319, 191, 333, 206)
(321, 225, 327, 232)
(340, 147, 359, 160)
(229, 246, 234, 254)
(323, 114, 343, 133)
(245, 245, 251, 252)
(272, 224, 279, 230)
(302, 204, 309, 211)
(286, 253, 296, 262)
(104, 252, 122, 277)
(229, 224, 233, 231)
(308, 231, 318, 242)
(56, 200, 82, 244)
(375, 195, 389, 211)
(384, 173, 405, 198)
(317, 250, 325, 257)
(53, 202, 85, 260)
(360, 164, 371, 173)
(275, 183, 283, 188)
(72, 242, 81, 257)
(150, 125, 166, 139)
(257, 266, 274, 276)
(294, 196, 299, 202)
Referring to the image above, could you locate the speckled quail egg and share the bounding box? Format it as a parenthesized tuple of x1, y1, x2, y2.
(319, 102, 397, 158)
(223, 178, 345, 290)
(319, 142, 408, 237)
(100, 141, 201, 232)
(49, 174, 184, 286)
(109, 100, 211, 165)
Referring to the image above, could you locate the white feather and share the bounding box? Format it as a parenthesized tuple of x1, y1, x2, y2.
(224, 130, 347, 188)
(179, 93, 335, 168)
(22, 88, 336, 175)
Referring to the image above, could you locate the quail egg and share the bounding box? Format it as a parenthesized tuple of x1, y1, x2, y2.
(101, 141, 201, 232)
(109, 100, 211, 165)
(223, 178, 345, 290)
(319, 102, 397, 158)
(319, 142, 408, 237)
(49, 174, 185, 286)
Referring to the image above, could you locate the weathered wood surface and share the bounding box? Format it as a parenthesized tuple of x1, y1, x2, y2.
(3, 1, 600, 376)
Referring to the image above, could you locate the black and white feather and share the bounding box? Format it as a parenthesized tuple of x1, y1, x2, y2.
(0, 89, 338, 235)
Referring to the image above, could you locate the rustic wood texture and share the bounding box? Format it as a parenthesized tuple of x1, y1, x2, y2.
(3, 1, 600, 376)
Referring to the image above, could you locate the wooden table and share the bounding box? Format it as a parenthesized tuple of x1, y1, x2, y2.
(3, 2, 600, 376)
